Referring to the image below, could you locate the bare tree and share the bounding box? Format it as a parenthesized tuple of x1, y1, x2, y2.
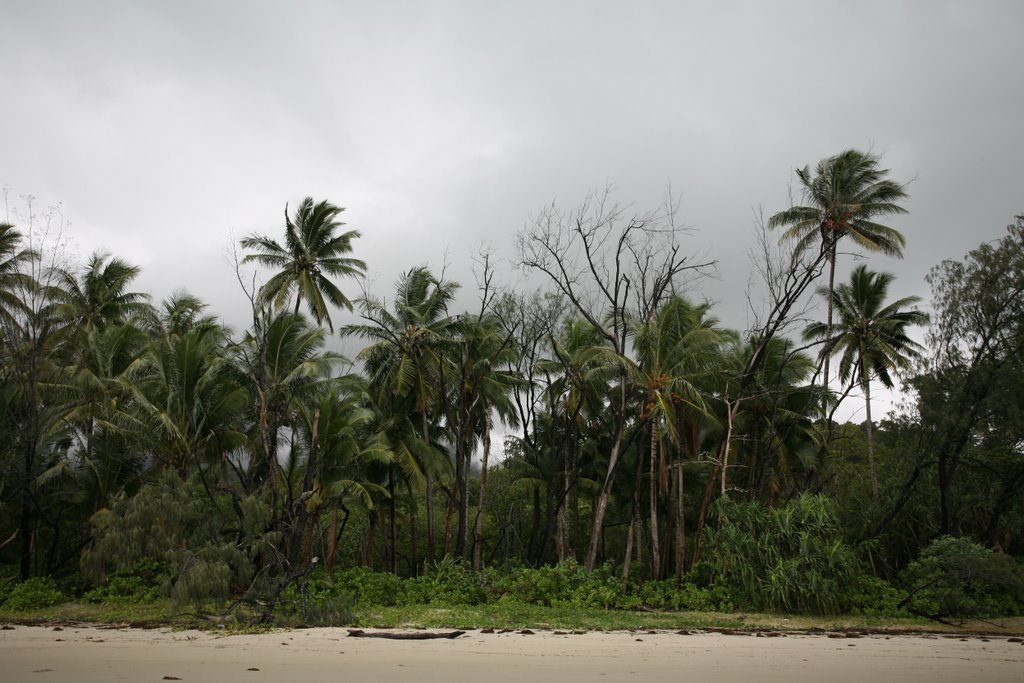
(517, 187, 713, 571)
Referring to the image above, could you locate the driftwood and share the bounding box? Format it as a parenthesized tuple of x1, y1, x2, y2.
(346, 629, 465, 640)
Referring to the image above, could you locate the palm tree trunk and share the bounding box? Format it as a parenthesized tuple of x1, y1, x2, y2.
(673, 455, 685, 583)
(406, 479, 419, 576)
(690, 456, 722, 571)
(420, 412, 435, 563)
(584, 424, 625, 572)
(326, 509, 339, 574)
(365, 509, 377, 569)
(473, 407, 492, 571)
(863, 363, 879, 502)
(822, 246, 837, 411)
(584, 379, 628, 572)
(720, 400, 737, 495)
(649, 421, 661, 579)
(387, 466, 397, 574)
(622, 516, 636, 579)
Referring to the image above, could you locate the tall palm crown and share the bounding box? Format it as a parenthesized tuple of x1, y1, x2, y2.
(342, 266, 460, 561)
(49, 252, 151, 333)
(768, 149, 908, 260)
(241, 198, 366, 332)
(344, 266, 460, 415)
(769, 149, 909, 406)
(807, 265, 927, 391)
(0, 223, 36, 324)
(804, 265, 928, 499)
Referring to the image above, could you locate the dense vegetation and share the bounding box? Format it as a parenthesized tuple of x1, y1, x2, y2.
(1, 150, 1022, 626)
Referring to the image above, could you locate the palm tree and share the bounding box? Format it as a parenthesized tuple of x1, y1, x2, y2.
(537, 318, 614, 562)
(447, 312, 521, 567)
(138, 310, 248, 477)
(804, 265, 927, 500)
(342, 266, 460, 563)
(241, 198, 365, 332)
(0, 223, 35, 325)
(49, 252, 151, 334)
(234, 310, 341, 485)
(626, 296, 726, 578)
(768, 150, 909, 398)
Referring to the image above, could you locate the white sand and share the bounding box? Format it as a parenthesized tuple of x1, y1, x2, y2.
(1, 625, 1022, 683)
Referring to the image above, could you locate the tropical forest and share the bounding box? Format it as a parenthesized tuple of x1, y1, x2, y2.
(1, 149, 1022, 628)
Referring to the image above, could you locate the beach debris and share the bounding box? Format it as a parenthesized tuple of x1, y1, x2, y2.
(247, 667, 260, 671)
(346, 629, 465, 640)
(162, 677, 182, 680)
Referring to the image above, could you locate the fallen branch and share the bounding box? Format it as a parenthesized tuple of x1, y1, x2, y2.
(346, 629, 465, 640)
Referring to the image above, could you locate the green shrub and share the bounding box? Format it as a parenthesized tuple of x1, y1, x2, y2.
(83, 559, 167, 604)
(275, 581, 355, 627)
(839, 574, 907, 617)
(328, 567, 404, 606)
(900, 536, 1024, 619)
(0, 577, 12, 606)
(700, 494, 860, 614)
(5, 577, 64, 611)
(81, 472, 278, 606)
(630, 580, 735, 612)
(400, 556, 487, 606)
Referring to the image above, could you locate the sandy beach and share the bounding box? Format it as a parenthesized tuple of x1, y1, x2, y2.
(1, 625, 1022, 683)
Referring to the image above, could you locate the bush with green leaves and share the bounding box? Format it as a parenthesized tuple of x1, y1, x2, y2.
(275, 578, 356, 626)
(899, 536, 1024, 619)
(83, 558, 166, 604)
(331, 567, 404, 606)
(837, 574, 907, 617)
(401, 556, 487, 606)
(4, 577, 64, 611)
(81, 472, 279, 606)
(701, 493, 860, 614)
(628, 579, 736, 612)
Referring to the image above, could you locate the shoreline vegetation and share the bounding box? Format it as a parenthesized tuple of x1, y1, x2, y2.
(3, 599, 1024, 637)
(2, 155, 1022, 634)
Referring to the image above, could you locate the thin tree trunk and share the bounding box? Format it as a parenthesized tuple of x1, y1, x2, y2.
(365, 509, 377, 569)
(623, 446, 645, 579)
(584, 373, 629, 573)
(721, 401, 735, 495)
(690, 459, 721, 571)
(566, 435, 579, 560)
(674, 457, 685, 583)
(406, 479, 419, 576)
(297, 408, 321, 566)
(822, 245, 837, 411)
(420, 412, 435, 563)
(326, 509, 339, 574)
(443, 494, 454, 556)
(649, 421, 661, 579)
(528, 485, 541, 566)
(473, 408, 492, 571)
(387, 466, 397, 574)
(622, 517, 635, 580)
(863, 365, 879, 502)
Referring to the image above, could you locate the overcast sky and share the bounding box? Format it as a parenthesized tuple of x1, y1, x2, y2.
(3, 0, 1022, 420)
